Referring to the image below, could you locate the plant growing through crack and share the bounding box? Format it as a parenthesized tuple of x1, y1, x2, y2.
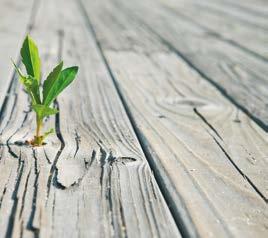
(12, 35, 78, 146)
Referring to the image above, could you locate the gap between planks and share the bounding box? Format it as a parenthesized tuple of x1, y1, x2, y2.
(80, 0, 268, 237)
(0, 0, 181, 237)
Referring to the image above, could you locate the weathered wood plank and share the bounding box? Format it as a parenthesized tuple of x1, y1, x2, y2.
(81, 0, 268, 237)
(218, 0, 268, 17)
(214, 0, 268, 18)
(0, 0, 181, 237)
(193, 0, 268, 31)
(159, 0, 268, 60)
(0, 0, 36, 111)
(111, 0, 268, 131)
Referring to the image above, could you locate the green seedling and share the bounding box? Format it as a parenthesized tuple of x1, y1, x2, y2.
(12, 35, 78, 146)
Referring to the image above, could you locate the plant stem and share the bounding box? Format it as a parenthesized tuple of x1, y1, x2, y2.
(35, 116, 43, 145)
(36, 117, 42, 137)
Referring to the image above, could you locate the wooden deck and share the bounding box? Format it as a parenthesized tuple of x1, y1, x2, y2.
(0, 0, 267, 237)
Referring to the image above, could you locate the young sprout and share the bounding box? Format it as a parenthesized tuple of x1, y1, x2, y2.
(12, 35, 78, 146)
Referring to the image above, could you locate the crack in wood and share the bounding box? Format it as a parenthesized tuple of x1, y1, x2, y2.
(46, 148, 65, 196)
(19, 170, 31, 218)
(115, 1, 268, 133)
(210, 132, 268, 203)
(43, 148, 52, 164)
(74, 130, 81, 158)
(0, 170, 13, 210)
(5, 152, 24, 238)
(88, 149, 96, 167)
(26, 150, 40, 237)
(46, 32, 67, 195)
(0, 0, 41, 135)
(0, 75, 19, 136)
(163, 5, 268, 63)
(194, 108, 223, 141)
(0, 70, 19, 133)
(194, 107, 267, 203)
(77, 1, 184, 236)
(195, 2, 268, 32)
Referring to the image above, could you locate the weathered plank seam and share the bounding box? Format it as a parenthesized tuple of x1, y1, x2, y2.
(124, 13, 268, 132)
(27, 151, 40, 237)
(46, 31, 68, 193)
(137, 164, 157, 237)
(195, 3, 268, 32)
(142, 165, 162, 237)
(193, 108, 223, 141)
(51, 191, 56, 233)
(108, 164, 121, 237)
(0, 0, 40, 124)
(76, 199, 80, 238)
(163, 5, 268, 62)
(211, 135, 267, 203)
(77, 1, 188, 237)
(27, 0, 42, 32)
(88, 149, 96, 167)
(216, 0, 268, 18)
(46, 101, 65, 199)
(117, 167, 128, 238)
(194, 107, 268, 202)
(125, 166, 142, 236)
(127, 100, 235, 238)
(5, 153, 24, 238)
(100, 149, 114, 237)
(0, 72, 19, 135)
(194, 108, 268, 203)
(129, 127, 200, 238)
(103, 86, 142, 156)
(4, 104, 31, 158)
(7, 131, 20, 158)
(43, 148, 52, 164)
(19, 169, 31, 218)
(74, 130, 81, 158)
(98, 82, 141, 157)
(0, 170, 13, 210)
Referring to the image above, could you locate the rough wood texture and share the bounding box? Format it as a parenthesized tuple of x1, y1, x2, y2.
(82, 0, 268, 237)
(193, 0, 268, 31)
(1, 0, 268, 237)
(0, 0, 180, 237)
(0, 0, 35, 108)
(112, 0, 268, 131)
(160, 0, 268, 60)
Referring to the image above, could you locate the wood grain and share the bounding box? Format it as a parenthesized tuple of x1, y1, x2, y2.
(81, 0, 268, 237)
(192, 0, 268, 31)
(111, 0, 268, 130)
(159, 0, 268, 61)
(0, 0, 180, 237)
(0, 0, 36, 111)
(208, 0, 268, 19)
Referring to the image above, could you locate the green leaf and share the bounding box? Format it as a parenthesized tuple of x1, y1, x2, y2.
(12, 59, 41, 104)
(43, 66, 78, 106)
(11, 59, 24, 78)
(20, 35, 41, 82)
(32, 104, 58, 120)
(43, 128, 54, 139)
(22, 76, 41, 105)
(43, 61, 63, 104)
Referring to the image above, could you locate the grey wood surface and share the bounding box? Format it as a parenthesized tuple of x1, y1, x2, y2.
(0, 0, 268, 237)
(193, 0, 268, 30)
(81, 0, 268, 237)
(0, 0, 36, 114)
(0, 0, 180, 237)
(160, 0, 268, 60)
(112, 0, 268, 131)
